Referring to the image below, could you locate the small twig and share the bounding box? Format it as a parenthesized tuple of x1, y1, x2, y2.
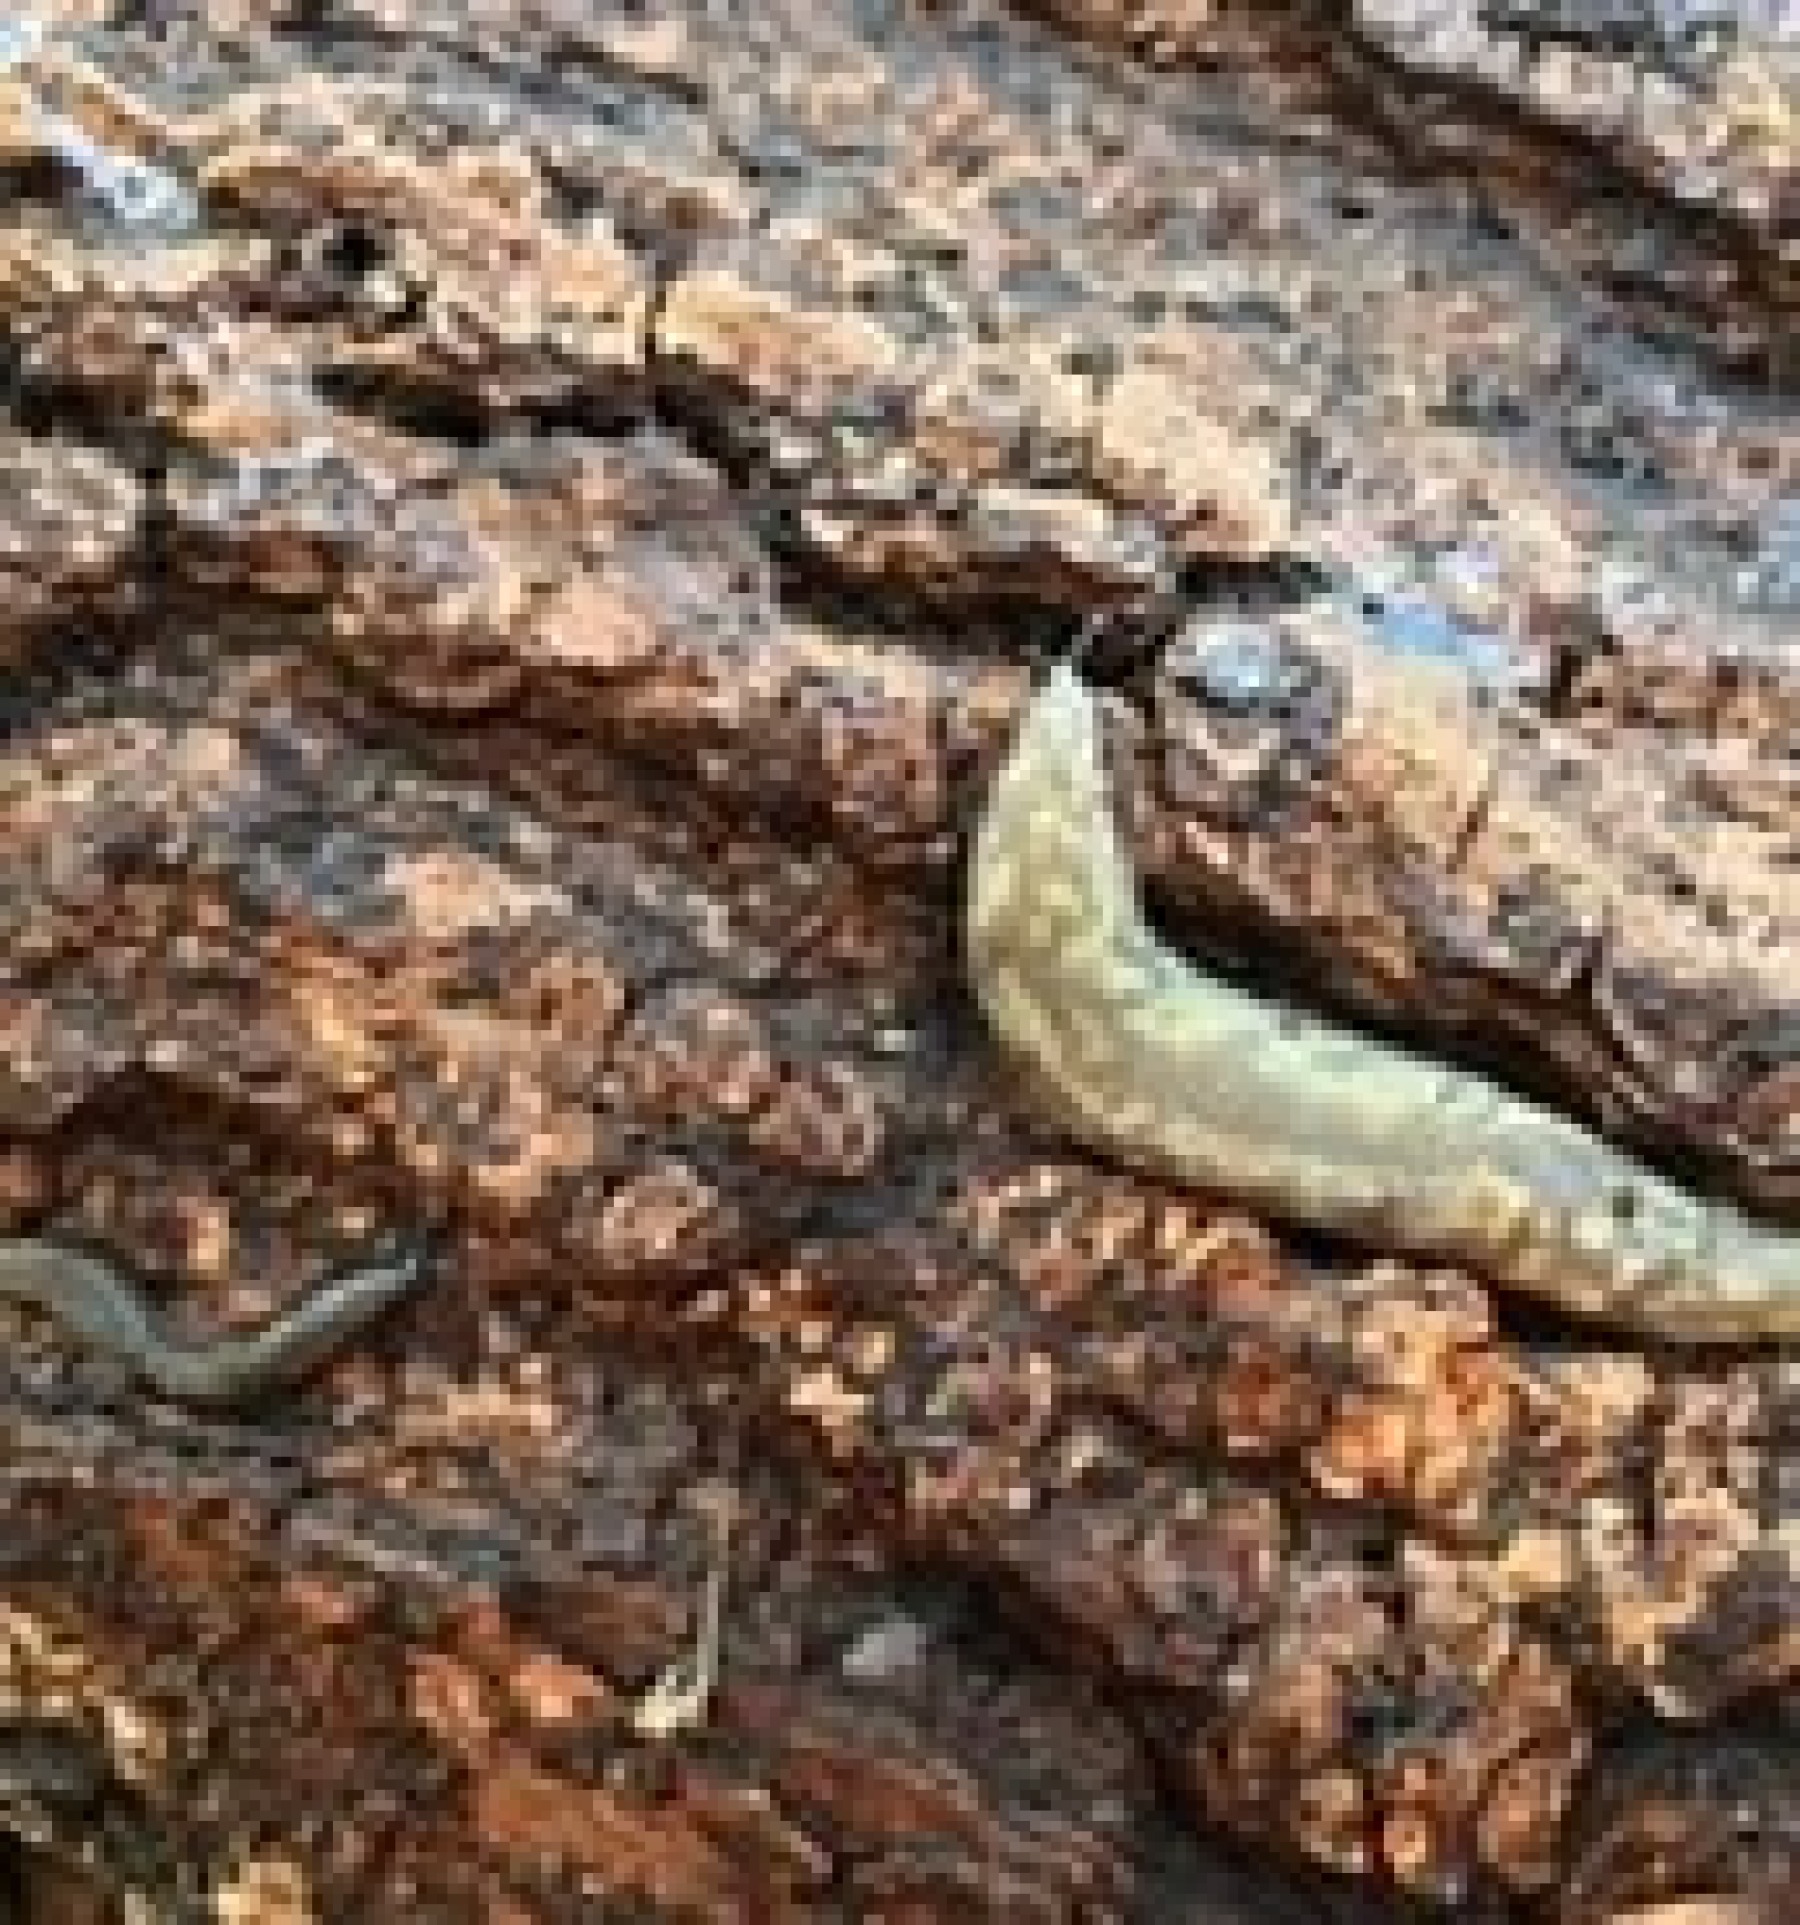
(631, 1482, 736, 1740)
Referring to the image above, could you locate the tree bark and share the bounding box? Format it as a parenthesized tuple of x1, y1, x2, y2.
(2, 3, 1800, 1919)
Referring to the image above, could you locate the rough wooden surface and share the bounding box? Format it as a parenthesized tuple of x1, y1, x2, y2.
(5, 2, 1800, 1920)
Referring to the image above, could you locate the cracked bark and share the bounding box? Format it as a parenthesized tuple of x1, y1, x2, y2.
(2, 3, 1800, 1921)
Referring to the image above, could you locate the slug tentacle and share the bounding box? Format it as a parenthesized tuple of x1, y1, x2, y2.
(0, 1239, 424, 1404)
(967, 664, 1800, 1341)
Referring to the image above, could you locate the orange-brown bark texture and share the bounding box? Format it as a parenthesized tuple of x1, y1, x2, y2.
(4, 2, 1800, 1920)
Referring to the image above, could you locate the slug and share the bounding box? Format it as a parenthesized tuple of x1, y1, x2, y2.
(967, 664, 1800, 1340)
(0, 1239, 423, 1405)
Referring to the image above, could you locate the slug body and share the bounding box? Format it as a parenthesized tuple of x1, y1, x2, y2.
(968, 665, 1800, 1340)
(0, 1239, 423, 1405)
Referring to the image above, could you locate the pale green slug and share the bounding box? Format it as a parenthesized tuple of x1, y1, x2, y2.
(0, 1239, 422, 1404)
(967, 664, 1800, 1340)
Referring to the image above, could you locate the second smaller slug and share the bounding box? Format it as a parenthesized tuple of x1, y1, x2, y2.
(0, 1239, 424, 1405)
